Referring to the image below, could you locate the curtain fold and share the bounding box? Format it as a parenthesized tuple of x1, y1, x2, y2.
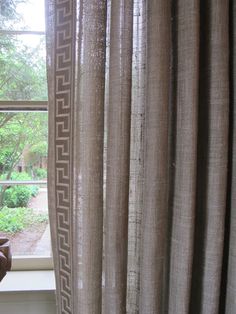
(74, 2, 107, 313)
(127, 0, 145, 313)
(190, 1, 229, 313)
(226, 1, 236, 313)
(104, 0, 133, 312)
(46, 1, 107, 313)
(139, 0, 171, 313)
(168, 1, 199, 313)
(46, 0, 235, 313)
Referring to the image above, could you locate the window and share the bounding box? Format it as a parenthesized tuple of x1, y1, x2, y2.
(0, 0, 52, 269)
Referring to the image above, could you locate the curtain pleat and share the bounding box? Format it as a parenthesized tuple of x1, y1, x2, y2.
(190, 1, 229, 313)
(139, 1, 171, 313)
(46, 1, 76, 313)
(47, 1, 107, 313)
(74, 2, 107, 313)
(126, 0, 146, 313)
(168, 1, 199, 313)
(226, 0, 236, 312)
(104, 0, 133, 312)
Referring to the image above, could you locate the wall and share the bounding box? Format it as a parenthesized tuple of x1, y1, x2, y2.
(0, 291, 56, 314)
(0, 271, 56, 314)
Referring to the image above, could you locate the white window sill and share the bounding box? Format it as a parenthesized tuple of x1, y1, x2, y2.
(12, 256, 54, 271)
(0, 270, 55, 292)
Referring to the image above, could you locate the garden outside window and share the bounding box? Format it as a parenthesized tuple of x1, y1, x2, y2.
(0, 0, 52, 270)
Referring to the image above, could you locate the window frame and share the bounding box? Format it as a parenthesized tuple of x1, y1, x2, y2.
(0, 6, 51, 269)
(0, 101, 52, 270)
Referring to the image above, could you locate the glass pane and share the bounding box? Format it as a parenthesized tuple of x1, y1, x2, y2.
(0, 184, 50, 256)
(0, 34, 47, 101)
(0, 0, 45, 31)
(0, 112, 48, 181)
(0, 111, 49, 256)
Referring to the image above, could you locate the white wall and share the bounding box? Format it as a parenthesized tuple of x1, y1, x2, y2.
(0, 291, 56, 314)
(0, 271, 56, 314)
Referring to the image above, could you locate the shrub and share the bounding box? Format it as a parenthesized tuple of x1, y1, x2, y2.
(10, 171, 31, 180)
(30, 185, 39, 197)
(4, 185, 32, 207)
(0, 207, 27, 233)
(33, 168, 47, 179)
(1, 171, 39, 208)
(0, 171, 29, 181)
(0, 206, 48, 233)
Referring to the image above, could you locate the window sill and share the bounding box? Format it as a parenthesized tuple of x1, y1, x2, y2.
(0, 270, 55, 292)
(12, 256, 54, 271)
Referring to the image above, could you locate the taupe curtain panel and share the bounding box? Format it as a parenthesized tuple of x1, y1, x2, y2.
(46, 0, 236, 313)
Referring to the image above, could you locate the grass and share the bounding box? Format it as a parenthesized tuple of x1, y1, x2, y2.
(0, 206, 48, 233)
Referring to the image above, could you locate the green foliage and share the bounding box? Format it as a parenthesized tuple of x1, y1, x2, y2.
(0, 2, 47, 100)
(0, 112, 48, 180)
(0, 33, 47, 100)
(0, 171, 39, 207)
(8, 171, 31, 180)
(4, 186, 31, 207)
(0, 2, 48, 207)
(4, 184, 39, 207)
(0, 0, 26, 22)
(28, 142, 48, 169)
(30, 142, 47, 156)
(0, 207, 29, 233)
(30, 186, 39, 197)
(34, 168, 47, 179)
(0, 149, 15, 173)
(0, 206, 48, 233)
(0, 0, 47, 100)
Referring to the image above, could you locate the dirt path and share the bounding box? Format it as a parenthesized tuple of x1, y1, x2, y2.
(29, 187, 48, 213)
(0, 222, 48, 255)
(3, 188, 50, 256)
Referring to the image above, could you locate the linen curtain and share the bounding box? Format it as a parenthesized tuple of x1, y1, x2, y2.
(45, 0, 236, 313)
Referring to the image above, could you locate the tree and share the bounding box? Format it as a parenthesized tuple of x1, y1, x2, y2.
(0, 1, 48, 206)
(0, 0, 26, 26)
(0, 35, 47, 101)
(0, 112, 48, 206)
(0, 0, 47, 101)
(0, 112, 48, 173)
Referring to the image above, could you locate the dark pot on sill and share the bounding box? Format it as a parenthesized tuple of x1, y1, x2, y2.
(0, 238, 11, 282)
